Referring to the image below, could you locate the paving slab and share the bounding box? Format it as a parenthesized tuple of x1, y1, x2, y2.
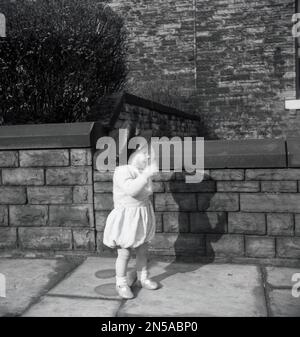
(269, 289, 300, 317)
(118, 261, 267, 317)
(6, 256, 299, 317)
(266, 266, 300, 288)
(49, 257, 136, 300)
(22, 296, 121, 317)
(0, 258, 77, 316)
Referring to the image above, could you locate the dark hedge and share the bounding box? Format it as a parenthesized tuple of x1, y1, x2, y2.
(0, 0, 128, 125)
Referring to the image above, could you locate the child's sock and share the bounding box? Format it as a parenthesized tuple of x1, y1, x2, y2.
(137, 270, 148, 282)
(116, 276, 127, 287)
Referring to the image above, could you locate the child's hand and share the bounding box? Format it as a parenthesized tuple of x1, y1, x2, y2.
(143, 162, 159, 178)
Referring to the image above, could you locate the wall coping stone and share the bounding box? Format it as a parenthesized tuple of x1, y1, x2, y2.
(123, 92, 201, 122)
(286, 137, 300, 168)
(204, 139, 287, 168)
(0, 122, 299, 169)
(0, 122, 105, 150)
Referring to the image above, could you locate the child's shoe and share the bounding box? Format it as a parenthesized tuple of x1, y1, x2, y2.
(115, 284, 134, 299)
(115, 276, 134, 299)
(136, 278, 159, 290)
(136, 270, 159, 290)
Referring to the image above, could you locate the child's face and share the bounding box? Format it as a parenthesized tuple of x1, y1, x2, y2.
(133, 150, 150, 170)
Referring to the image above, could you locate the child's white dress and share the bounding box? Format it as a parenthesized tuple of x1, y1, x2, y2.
(103, 164, 156, 249)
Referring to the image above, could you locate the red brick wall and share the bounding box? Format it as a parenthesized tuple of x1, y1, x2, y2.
(107, 0, 298, 139)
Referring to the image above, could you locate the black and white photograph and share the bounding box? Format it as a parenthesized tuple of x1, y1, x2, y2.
(0, 0, 300, 322)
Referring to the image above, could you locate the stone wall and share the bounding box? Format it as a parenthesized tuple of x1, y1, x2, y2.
(106, 0, 299, 139)
(1, 122, 300, 266)
(94, 137, 300, 265)
(115, 99, 200, 138)
(94, 168, 300, 263)
(0, 148, 95, 252)
(91, 92, 203, 138)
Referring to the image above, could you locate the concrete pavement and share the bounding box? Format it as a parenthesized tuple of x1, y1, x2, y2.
(0, 257, 299, 317)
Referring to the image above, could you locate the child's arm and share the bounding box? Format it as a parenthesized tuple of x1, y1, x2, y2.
(115, 165, 157, 197)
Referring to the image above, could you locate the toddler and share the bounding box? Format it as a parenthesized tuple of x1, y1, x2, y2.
(103, 143, 159, 299)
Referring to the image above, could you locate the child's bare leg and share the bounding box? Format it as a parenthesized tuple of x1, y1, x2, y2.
(115, 248, 134, 298)
(116, 248, 131, 285)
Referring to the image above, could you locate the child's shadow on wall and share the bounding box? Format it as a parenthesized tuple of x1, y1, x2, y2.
(146, 171, 226, 290)
(94, 171, 226, 298)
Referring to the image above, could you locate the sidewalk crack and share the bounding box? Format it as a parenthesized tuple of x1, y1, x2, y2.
(19, 256, 86, 317)
(260, 265, 272, 317)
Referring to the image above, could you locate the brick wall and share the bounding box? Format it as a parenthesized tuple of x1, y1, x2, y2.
(114, 99, 201, 138)
(106, 0, 298, 139)
(92, 92, 203, 138)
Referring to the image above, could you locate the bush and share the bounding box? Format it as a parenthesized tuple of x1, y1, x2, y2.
(0, 0, 128, 125)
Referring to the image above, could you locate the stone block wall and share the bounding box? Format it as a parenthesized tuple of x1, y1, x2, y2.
(0, 148, 95, 252)
(1, 122, 300, 266)
(93, 168, 300, 262)
(93, 92, 202, 137)
(115, 101, 200, 138)
(106, 0, 299, 139)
